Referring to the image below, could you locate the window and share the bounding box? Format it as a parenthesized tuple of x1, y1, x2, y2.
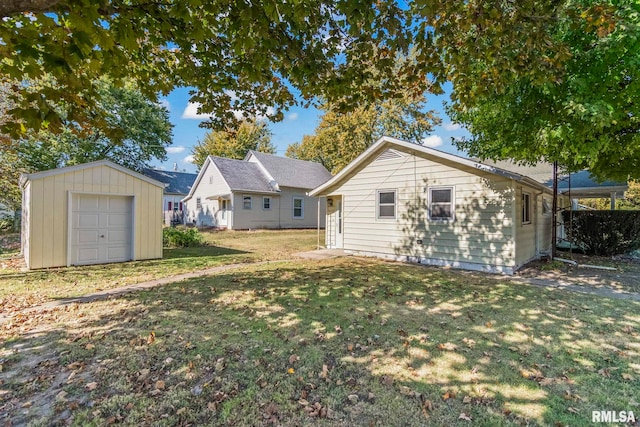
(293, 197, 304, 218)
(196, 197, 202, 210)
(263, 197, 271, 210)
(243, 195, 252, 210)
(377, 190, 396, 219)
(522, 192, 531, 224)
(209, 176, 213, 184)
(429, 187, 454, 220)
(167, 201, 172, 211)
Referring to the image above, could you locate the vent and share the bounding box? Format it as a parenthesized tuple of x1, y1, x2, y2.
(374, 149, 405, 162)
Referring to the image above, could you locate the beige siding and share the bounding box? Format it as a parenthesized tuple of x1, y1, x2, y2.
(230, 188, 325, 229)
(24, 164, 162, 269)
(513, 185, 538, 266)
(185, 161, 231, 227)
(328, 153, 517, 271)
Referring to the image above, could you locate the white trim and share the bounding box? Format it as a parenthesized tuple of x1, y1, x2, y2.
(243, 195, 253, 210)
(376, 189, 397, 220)
(20, 159, 164, 189)
(293, 196, 304, 219)
(428, 186, 455, 222)
(310, 136, 552, 197)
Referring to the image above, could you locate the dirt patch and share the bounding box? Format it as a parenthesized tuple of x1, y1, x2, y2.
(518, 253, 640, 295)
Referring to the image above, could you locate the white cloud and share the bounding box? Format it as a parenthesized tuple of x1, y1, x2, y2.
(421, 135, 443, 148)
(166, 146, 186, 154)
(287, 112, 299, 121)
(183, 155, 195, 164)
(181, 102, 213, 120)
(443, 122, 462, 131)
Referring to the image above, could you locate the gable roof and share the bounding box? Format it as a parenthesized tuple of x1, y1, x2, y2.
(142, 168, 198, 195)
(209, 156, 278, 193)
(20, 159, 164, 188)
(310, 136, 551, 197)
(245, 150, 332, 189)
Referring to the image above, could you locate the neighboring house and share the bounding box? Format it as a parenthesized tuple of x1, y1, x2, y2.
(142, 167, 197, 226)
(183, 151, 332, 229)
(21, 160, 164, 269)
(310, 136, 572, 274)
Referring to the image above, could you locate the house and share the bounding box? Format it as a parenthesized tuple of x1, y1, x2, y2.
(310, 136, 570, 274)
(142, 167, 197, 225)
(20, 160, 164, 269)
(183, 151, 332, 229)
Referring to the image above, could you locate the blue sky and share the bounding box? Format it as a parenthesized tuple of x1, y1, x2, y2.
(151, 85, 469, 173)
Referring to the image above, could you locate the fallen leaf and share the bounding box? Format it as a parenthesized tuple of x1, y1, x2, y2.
(567, 407, 579, 414)
(155, 380, 165, 390)
(347, 343, 354, 352)
(485, 322, 493, 328)
(442, 391, 456, 400)
(289, 354, 299, 364)
(622, 373, 634, 381)
(459, 412, 472, 421)
(288, 368, 295, 374)
(462, 396, 472, 404)
(85, 382, 98, 391)
(147, 331, 155, 345)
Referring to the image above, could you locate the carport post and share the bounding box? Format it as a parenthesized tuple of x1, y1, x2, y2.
(317, 197, 321, 250)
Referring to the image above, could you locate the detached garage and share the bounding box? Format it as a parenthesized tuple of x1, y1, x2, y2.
(20, 160, 164, 270)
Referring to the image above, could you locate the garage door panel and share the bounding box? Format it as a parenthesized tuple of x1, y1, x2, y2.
(78, 213, 100, 228)
(108, 197, 131, 212)
(77, 195, 100, 210)
(107, 213, 129, 227)
(71, 194, 133, 266)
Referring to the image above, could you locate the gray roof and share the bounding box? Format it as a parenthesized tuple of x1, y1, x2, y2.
(479, 160, 627, 197)
(142, 168, 198, 195)
(209, 156, 278, 193)
(246, 151, 333, 189)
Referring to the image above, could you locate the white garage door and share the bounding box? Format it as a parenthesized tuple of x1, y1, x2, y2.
(70, 194, 133, 265)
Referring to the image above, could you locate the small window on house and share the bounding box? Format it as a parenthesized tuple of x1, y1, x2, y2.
(243, 195, 252, 210)
(522, 192, 531, 224)
(429, 187, 454, 220)
(168, 201, 172, 211)
(377, 190, 396, 219)
(293, 197, 304, 219)
(263, 197, 271, 210)
(196, 197, 202, 210)
(209, 176, 213, 184)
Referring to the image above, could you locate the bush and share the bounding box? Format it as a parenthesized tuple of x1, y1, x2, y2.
(562, 210, 640, 256)
(163, 227, 203, 248)
(0, 214, 15, 233)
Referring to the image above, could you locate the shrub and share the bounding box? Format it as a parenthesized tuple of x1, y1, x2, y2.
(163, 227, 203, 248)
(0, 214, 15, 233)
(562, 210, 640, 256)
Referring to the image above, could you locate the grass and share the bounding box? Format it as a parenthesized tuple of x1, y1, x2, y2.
(0, 229, 320, 312)
(1, 254, 639, 426)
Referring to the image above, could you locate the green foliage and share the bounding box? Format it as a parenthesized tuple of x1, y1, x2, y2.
(562, 210, 640, 256)
(0, 214, 15, 233)
(162, 227, 203, 248)
(450, 0, 640, 181)
(286, 82, 439, 173)
(191, 121, 275, 168)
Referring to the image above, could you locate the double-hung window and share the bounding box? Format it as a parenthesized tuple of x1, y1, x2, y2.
(243, 195, 252, 210)
(377, 190, 396, 219)
(293, 197, 304, 219)
(263, 196, 271, 210)
(429, 187, 454, 221)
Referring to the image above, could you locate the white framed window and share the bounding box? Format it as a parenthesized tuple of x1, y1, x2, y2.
(377, 190, 396, 219)
(522, 192, 531, 224)
(243, 195, 252, 210)
(196, 197, 202, 210)
(428, 187, 454, 221)
(209, 175, 213, 184)
(263, 196, 271, 210)
(293, 197, 304, 219)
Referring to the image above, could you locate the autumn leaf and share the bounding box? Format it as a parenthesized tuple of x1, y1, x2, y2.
(147, 331, 155, 345)
(85, 382, 98, 391)
(459, 412, 472, 421)
(442, 391, 456, 400)
(155, 380, 165, 390)
(289, 354, 299, 364)
(288, 368, 295, 374)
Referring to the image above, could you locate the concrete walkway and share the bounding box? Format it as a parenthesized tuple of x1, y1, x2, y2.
(294, 249, 347, 260)
(507, 276, 640, 302)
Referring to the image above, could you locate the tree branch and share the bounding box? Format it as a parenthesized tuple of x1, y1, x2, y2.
(0, 0, 63, 17)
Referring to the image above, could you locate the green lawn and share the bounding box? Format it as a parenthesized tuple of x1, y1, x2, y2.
(0, 229, 320, 312)
(1, 250, 638, 426)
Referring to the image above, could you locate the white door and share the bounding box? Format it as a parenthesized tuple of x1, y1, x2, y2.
(219, 199, 228, 227)
(70, 194, 133, 265)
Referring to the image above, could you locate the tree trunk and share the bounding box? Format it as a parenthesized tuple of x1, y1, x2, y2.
(0, 0, 62, 17)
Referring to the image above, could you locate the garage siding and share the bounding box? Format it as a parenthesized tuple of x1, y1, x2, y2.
(23, 162, 163, 269)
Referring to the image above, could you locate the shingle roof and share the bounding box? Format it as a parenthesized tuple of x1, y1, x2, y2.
(246, 151, 333, 189)
(142, 168, 198, 195)
(209, 156, 277, 193)
(478, 160, 626, 190)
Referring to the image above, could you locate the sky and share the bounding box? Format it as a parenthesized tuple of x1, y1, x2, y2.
(151, 84, 470, 174)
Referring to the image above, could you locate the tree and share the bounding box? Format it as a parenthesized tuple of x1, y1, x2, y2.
(447, 1, 640, 181)
(286, 89, 439, 173)
(191, 121, 275, 168)
(1, 0, 411, 138)
(0, 78, 172, 209)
